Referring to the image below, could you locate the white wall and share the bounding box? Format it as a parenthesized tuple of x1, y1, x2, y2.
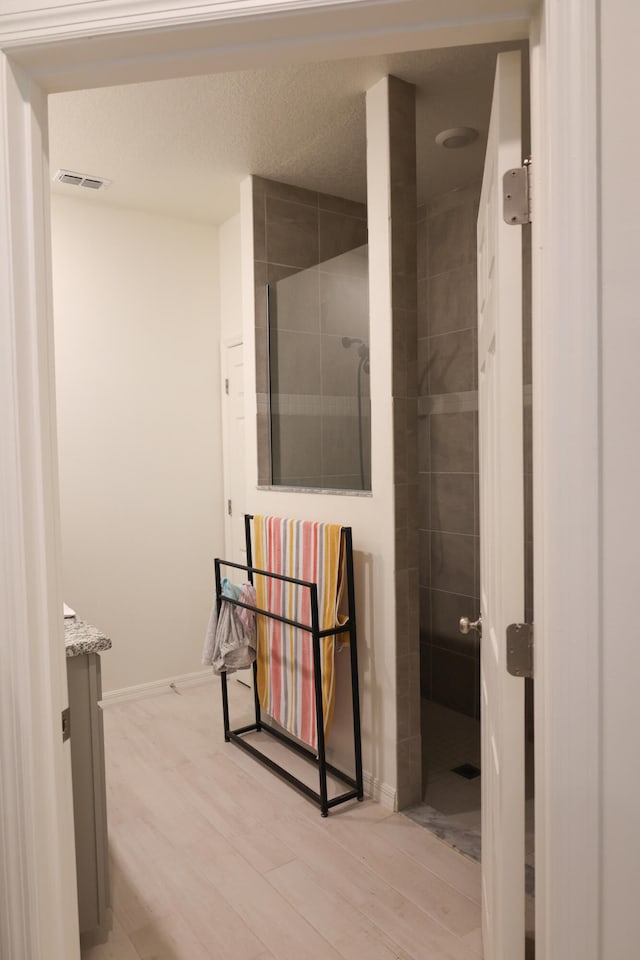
(237, 77, 399, 804)
(219, 213, 243, 341)
(51, 195, 223, 693)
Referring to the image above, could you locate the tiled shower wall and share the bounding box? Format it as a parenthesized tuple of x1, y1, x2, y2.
(388, 76, 421, 807)
(269, 245, 370, 489)
(418, 183, 481, 720)
(252, 175, 367, 486)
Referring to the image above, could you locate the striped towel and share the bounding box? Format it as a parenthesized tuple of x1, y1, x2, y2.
(253, 516, 346, 752)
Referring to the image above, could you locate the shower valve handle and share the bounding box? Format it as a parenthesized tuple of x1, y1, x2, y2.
(459, 615, 482, 637)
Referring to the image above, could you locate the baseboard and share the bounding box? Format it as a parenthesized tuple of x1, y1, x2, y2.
(101, 669, 214, 706)
(362, 770, 397, 811)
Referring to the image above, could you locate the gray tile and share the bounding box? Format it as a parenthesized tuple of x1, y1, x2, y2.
(267, 262, 301, 285)
(254, 260, 268, 328)
(395, 481, 408, 530)
(266, 196, 319, 268)
(396, 568, 410, 655)
(428, 329, 476, 395)
(395, 524, 408, 574)
(318, 244, 368, 277)
(271, 413, 322, 480)
(256, 411, 271, 486)
(418, 476, 430, 530)
(427, 264, 477, 336)
(419, 531, 430, 586)
(270, 330, 321, 395)
(394, 399, 408, 484)
(318, 193, 367, 220)
(263, 177, 318, 208)
(274, 266, 320, 334)
(417, 217, 427, 280)
(417, 337, 429, 396)
(427, 202, 475, 277)
(392, 272, 417, 312)
(405, 397, 418, 481)
(426, 182, 481, 220)
(253, 193, 266, 261)
(430, 531, 476, 597)
(319, 209, 368, 263)
(417, 277, 428, 337)
(254, 325, 269, 394)
(430, 589, 480, 657)
(430, 412, 475, 473)
(430, 646, 477, 718)
(319, 270, 369, 338)
(420, 641, 431, 699)
(473, 536, 480, 598)
(320, 334, 364, 397)
(430, 473, 475, 535)
(321, 414, 363, 479)
(391, 221, 416, 277)
(418, 414, 430, 473)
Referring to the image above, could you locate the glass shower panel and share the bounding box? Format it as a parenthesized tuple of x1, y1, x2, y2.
(268, 244, 370, 491)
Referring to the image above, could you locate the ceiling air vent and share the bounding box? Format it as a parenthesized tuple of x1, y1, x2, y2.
(53, 169, 111, 191)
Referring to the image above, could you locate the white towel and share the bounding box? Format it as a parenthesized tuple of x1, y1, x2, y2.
(202, 579, 256, 674)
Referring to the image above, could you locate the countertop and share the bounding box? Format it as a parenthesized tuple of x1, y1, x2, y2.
(64, 617, 112, 658)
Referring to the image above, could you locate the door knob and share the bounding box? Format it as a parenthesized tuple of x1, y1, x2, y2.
(459, 615, 482, 637)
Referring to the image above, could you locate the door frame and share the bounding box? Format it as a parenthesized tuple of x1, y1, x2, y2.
(0, 1, 600, 958)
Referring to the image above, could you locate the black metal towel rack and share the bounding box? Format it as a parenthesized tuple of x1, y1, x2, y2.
(215, 514, 363, 817)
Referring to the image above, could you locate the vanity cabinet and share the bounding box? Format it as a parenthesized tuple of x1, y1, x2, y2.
(66, 648, 111, 947)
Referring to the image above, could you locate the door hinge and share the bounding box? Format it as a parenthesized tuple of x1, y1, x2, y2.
(61, 706, 71, 742)
(503, 158, 532, 225)
(224, 378, 229, 395)
(506, 622, 534, 678)
(227, 498, 232, 517)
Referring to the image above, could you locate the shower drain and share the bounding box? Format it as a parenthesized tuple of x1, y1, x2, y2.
(451, 763, 481, 780)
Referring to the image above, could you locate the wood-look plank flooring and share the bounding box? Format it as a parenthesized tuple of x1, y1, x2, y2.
(84, 678, 482, 960)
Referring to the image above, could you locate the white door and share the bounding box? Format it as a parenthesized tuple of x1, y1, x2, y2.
(221, 340, 252, 690)
(477, 50, 526, 960)
(222, 340, 247, 568)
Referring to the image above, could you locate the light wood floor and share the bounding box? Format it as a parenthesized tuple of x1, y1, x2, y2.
(85, 678, 483, 960)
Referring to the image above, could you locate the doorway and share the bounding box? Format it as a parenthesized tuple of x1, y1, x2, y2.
(402, 43, 534, 955)
(0, 3, 604, 959)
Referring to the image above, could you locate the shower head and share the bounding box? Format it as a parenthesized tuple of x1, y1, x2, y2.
(341, 336, 361, 348)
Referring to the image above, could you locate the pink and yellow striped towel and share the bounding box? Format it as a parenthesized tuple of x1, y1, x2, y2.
(254, 516, 346, 752)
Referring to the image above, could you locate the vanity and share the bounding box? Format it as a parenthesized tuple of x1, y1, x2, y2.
(65, 614, 112, 947)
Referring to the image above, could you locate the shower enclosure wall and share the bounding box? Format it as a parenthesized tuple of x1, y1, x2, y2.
(269, 245, 371, 490)
(251, 175, 370, 492)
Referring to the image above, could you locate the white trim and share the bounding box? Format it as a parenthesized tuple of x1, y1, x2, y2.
(362, 771, 397, 812)
(0, 0, 604, 956)
(101, 669, 215, 705)
(530, 2, 600, 957)
(0, 52, 80, 960)
(0, 0, 374, 40)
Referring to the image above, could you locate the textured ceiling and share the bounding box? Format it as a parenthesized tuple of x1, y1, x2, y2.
(48, 39, 525, 225)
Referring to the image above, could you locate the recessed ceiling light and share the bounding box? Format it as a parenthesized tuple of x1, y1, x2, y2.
(435, 127, 478, 149)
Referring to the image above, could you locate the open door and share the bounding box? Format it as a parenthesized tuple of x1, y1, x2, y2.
(477, 51, 526, 959)
(222, 339, 247, 567)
